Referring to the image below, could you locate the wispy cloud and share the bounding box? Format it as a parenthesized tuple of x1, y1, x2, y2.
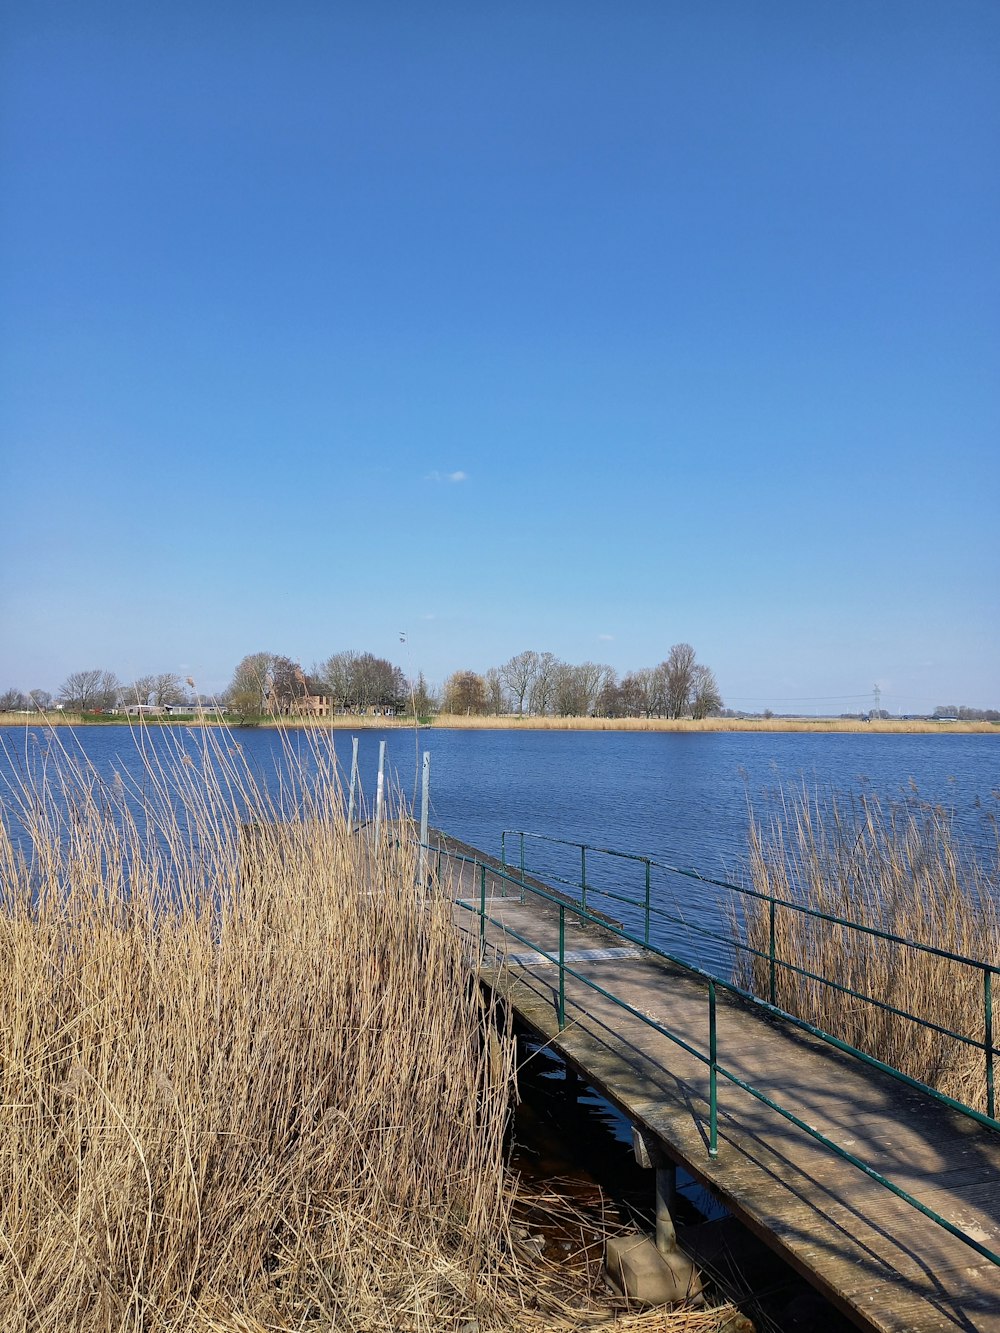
(598, 633, 614, 642)
(426, 469, 468, 483)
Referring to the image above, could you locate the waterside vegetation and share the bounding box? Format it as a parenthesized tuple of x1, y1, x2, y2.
(740, 787, 1000, 1114)
(0, 727, 742, 1331)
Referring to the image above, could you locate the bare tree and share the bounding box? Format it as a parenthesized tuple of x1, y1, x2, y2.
(152, 672, 185, 707)
(632, 666, 665, 718)
(553, 662, 612, 717)
(691, 664, 723, 719)
(500, 650, 539, 716)
(0, 688, 26, 712)
(483, 667, 507, 716)
(58, 669, 121, 713)
(664, 643, 698, 718)
(594, 672, 624, 717)
(29, 689, 53, 711)
(527, 652, 560, 716)
(441, 670, 488, 715)
(315, 651, 358, 709)
(315, 651, 404, 712)
(126, 675, 157, 706)
(407, 671, 437, 718)
(268, 656, 308, 714)
(227, 652, 275, 720)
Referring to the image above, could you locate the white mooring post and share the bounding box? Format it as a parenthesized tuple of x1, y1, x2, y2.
(418, 750, 430, 884)
(374, 739, 386, 844)
(347, 736, 360, 830)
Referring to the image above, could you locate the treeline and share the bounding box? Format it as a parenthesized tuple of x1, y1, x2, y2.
(229, 644, 723, 721)
(1, 644, 723, 721)
(439, 644, 722, 719)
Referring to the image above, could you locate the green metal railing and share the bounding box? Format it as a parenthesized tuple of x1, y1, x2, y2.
(501, 829, 999, 1121)
(429, 836, 1000, 1273)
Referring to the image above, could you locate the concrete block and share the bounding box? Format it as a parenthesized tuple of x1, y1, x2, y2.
(605, 1232, 703, 1306)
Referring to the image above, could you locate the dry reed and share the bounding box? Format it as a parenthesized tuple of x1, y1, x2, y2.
(0, 724, 736, 1331)
(424, 715, 997, 735)
(10, 715, 996, 735)
(737, 787, 1000, 1112)
(0, 724, 523, 1331)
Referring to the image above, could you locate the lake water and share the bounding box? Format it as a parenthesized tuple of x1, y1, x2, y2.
(2, 724, 997, 973)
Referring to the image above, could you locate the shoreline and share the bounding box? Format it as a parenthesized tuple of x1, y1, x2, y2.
(2, 714, 996, 735)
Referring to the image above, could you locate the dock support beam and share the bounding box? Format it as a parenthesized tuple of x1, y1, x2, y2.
(633, 1128, 678, 1256)
(606, 1127, 703, 1306)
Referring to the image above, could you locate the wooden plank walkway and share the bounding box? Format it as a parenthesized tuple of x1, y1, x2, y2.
(433, 832, 1000, 1333)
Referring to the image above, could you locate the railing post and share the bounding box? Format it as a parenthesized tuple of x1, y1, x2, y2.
(501, 830, 507, 869)
(519, 833, 525, 903)
(581, 845, 587, 912)
(480, 862, 487, 953)
(709, 979, 718, 1158)
(768, 894, 777, 1006)
(644, 859, 651, 947)
(986, 967, 995, 1121)
(558, 904, 566, 1030)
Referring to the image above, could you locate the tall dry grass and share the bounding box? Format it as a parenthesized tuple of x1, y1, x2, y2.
(428, 714, 997, 734)
(0, 724, 520, 1332)
(737, 788, 1000, 1113)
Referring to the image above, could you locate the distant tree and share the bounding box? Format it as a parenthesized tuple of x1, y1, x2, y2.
(527, 652, 560, 716)
(315, 651, 357, 709)
(554, 662, 614, 716)
(618, 672, 646, 717)
(483, 667, 507, 716)
(690, 664, 723, 719)
(126, 675, 157, 706)
(631, 666, 665, 718)
(500, 651, 539, 716)
(594, 673, 624, 717)
(0, 688, 26, 712)
(28, 689, 53, 711)
(58, 669, 121, 713)
(441, 670, 488, 715)
(315, 651, 405, 712)
(663, 643, 698, 718)
(227, 652, 275, 721)
(268, 656, 308, 713)
(152, 672, 185, 707)
(408, 671, 437, 718)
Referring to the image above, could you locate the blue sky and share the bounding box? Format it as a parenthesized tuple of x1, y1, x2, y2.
(2, 1, 997, 714)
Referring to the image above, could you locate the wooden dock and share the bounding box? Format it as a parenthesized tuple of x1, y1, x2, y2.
(433, 831, 1000, 1333)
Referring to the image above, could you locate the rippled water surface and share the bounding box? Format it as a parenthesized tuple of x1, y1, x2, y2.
(2, 723, 997, 972)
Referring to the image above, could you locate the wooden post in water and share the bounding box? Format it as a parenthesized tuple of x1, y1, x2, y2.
(374, 740, 386, 844)
(347, 736, 359, 830)
(418, 751, 430, 884)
